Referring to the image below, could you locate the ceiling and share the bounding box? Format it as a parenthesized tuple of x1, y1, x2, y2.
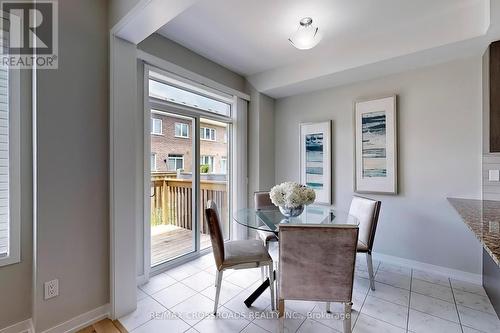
(157, 0, 497, 98)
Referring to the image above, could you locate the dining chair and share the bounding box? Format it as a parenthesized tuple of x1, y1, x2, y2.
(205, 200, 275, 314)
(278, 224, 359, 333)
(254, 191, 279, 280)
(349, 196, 381, 291)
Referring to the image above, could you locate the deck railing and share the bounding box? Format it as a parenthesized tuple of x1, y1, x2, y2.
(151, 172, 228, 235)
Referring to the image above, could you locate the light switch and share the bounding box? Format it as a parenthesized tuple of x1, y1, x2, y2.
(489, 170, 500, 182)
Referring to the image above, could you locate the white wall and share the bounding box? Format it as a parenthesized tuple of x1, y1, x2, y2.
(274, 57, 483, 274)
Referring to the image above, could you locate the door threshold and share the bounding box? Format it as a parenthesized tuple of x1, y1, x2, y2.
(150, 247, 213, 277)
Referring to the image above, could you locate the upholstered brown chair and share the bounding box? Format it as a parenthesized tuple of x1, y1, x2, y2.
(349, 196, 381, 291)
(205, 200, 275, 314)
(254, 192, 279, 280)
(278, 224, 359, 333)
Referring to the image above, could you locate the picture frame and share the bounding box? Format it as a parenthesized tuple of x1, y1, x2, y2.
(300, 121, 332, 204)
(354, 95, 397, 194)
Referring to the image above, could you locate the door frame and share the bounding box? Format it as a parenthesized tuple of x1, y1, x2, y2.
(110, 5, 249, 313)
(143, 64, 234, 277)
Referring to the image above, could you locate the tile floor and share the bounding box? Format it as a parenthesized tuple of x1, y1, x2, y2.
(121, 250, 500, 333)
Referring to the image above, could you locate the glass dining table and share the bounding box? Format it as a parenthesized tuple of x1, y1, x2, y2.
(233, 204, 360, 307)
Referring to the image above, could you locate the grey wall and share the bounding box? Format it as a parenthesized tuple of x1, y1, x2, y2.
(109, 0, 141, 28)
(247, 84, 260, 207)
(138, 34, 246, 93)
(0, 70, 32, 329)
(246, 82, 275, 207)
(34, 0, 109, 330)
(275, 57, 483, 274)
(258, 94, 276, 190)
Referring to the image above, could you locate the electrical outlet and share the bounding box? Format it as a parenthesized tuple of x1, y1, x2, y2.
(44, 279, 59, 300)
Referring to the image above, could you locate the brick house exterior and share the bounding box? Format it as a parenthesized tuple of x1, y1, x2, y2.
(151, 113, 228, 173)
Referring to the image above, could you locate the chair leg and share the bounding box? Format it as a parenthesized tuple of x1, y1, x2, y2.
(366, 252, 376, 291)
(326, 302, 331, 313)
(260, 240, 270, 282)
(278, 299, 285, 317)
(275, 263, 280, 310)
(214, 270, 224, 314)
(268, 263, 275, 311)
(343, 302, 352, 333)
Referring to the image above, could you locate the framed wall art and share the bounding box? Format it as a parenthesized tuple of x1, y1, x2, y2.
(354, 96, 397, 194)
(300, 121, 332, 204)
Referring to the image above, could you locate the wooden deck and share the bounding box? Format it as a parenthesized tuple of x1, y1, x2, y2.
(151, 225, 211, 266)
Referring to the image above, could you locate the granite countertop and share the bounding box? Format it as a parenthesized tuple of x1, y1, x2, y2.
(448, 198, 500, 266)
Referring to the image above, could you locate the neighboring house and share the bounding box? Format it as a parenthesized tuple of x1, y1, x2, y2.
(150, 112, 228, 174)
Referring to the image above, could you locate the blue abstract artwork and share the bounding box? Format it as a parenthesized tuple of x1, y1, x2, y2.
(362, 111, 387, 177)
(305, 133, 324, 189)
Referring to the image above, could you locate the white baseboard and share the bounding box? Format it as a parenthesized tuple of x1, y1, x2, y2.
(372, 252, 482, 285)
(0, 319, 34, 333)
(40, 304, 109, 333)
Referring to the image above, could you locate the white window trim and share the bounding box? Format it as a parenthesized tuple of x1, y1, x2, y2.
(174, 122, 189, 138)
(151, 153, 157, 171)
(151, 118, 162, 135)
(0, 67, 20, 267)
(167, 154, 184, 171)
(200, 127, 216, 141)
(220, 157, 227, 174)
(200, 155, 215, 172)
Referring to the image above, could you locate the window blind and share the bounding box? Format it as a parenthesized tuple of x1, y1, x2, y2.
(0, 16, 9, 257)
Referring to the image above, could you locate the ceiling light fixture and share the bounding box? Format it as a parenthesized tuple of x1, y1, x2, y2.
(288, 17, 321, 50)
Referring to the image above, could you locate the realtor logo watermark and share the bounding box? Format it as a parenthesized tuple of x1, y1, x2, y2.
(1, 0, 58, 69)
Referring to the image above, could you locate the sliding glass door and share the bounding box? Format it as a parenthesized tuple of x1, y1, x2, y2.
(199, 118, 230, 250)
(150, 111, 196, 266)
(147, 67, 233, 269)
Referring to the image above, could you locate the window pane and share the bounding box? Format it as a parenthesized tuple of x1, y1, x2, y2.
(175, 123, 189, 138)
(150, 112, 195, 265)
(167, 159, 175, 171)
(201, 127, 216, 141)
(221, 158, 227, 174)
(149, 79, 231, 117)
(176, 158, 183, 170)
(152, 118, 162, 134)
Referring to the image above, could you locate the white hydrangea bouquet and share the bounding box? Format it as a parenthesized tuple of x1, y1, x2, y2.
(269, 182, 316, 217)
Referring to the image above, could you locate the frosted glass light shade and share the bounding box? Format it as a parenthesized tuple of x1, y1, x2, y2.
(288, 17, 321, 50)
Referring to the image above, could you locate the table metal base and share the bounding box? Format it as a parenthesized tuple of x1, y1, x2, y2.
(244, 270, 276, 307)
